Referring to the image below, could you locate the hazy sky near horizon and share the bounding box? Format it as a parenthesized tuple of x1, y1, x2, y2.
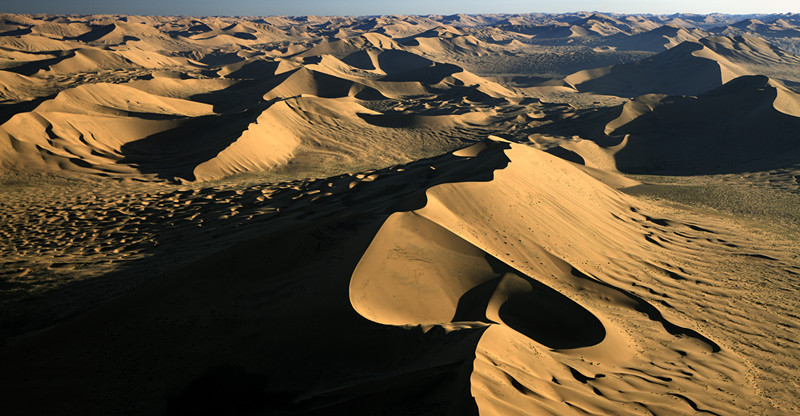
(3, 0, 799, 16)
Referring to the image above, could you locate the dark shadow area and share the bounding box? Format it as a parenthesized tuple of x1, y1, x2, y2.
(4, 51, 71, 76)
(545, 146, 586, 165)
(452, 276, 504, 323)
(341, 50, 376, 70)
(529, 105, 619, 140)
(533, 75, 800, 175)
(0, 94, 56, 125)
(232, 32, 257, 40)
(498, 278, 606, 349)
(374, 50, 432, 74)
(303, 69, 359, 98)
(71, 24, 115, 42)
(486, 256, 605, 349)
(353, 86, 387, 100)
(379, 63, 462, 84)
(357, 112, 426, 128)
(167, 366, 293, 416)
(118, 104, 268, 181)
(199, 51, 246, 66)
(571, 41, 726, 97)
(293, 360, 479, 416)
(613, 75, 800, 175)
(189, 75, 291, 112)
(224, 60, 281, 79)
(452, 251, 606, 350)
(0, 27, 32, 36)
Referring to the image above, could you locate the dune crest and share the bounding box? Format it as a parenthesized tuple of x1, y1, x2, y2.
(352, 139, 762, 414)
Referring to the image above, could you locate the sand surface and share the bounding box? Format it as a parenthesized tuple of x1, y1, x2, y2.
(1, 12, 800, 416)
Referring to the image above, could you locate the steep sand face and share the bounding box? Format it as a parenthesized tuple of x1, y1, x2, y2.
(560, 35, 800, 98)
(191, 100, 303, 181)
(603, 93, 668, 134)
(0, 83, 215, 176)
(351, 140, 765, 414)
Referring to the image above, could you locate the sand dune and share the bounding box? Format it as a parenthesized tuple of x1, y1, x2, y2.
(562, 39, 747, 97)
(2, 139, 798, 415)
(605, 75, 800, 174)
(0, 27, 517, 182)
(606, 24, 707, 52)
(559, 35, 800, 97)
(529, 74, 800, 175)
(1, 12, 800, 416)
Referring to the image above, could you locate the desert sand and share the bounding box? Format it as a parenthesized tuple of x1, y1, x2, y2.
(1, 11, 799, 415)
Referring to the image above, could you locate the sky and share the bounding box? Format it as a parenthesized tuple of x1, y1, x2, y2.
(2, 0, 799, 17)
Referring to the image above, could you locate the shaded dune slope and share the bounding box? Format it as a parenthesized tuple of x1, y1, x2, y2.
(529, 75, 800, 175)
(0, 81, 301, 181)
(606, 75, 800, 174)
(562, 40, 745, 97)
(561, 36, 800, 97)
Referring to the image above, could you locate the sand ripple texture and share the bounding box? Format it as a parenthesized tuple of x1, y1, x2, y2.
(1, 139, 797, 415)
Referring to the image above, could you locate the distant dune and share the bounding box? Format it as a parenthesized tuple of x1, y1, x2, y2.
(606, 75, 800, 174)
(561, 35, 800, 97)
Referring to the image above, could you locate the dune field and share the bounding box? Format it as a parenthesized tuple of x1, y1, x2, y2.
(1, 11, 799, 415)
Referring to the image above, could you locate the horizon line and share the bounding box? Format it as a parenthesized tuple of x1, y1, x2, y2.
(2, 11, 798, 18)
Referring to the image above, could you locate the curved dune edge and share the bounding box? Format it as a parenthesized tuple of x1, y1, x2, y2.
(191, 100, 302, 181)
(771, 79, 800, 117)
(350, 139, 759, 414)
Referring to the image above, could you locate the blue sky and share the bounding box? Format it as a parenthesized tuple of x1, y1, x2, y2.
(3, 0, 798, 16)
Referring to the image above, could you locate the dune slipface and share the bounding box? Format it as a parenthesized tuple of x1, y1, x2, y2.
(351, 140, 759, 414)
